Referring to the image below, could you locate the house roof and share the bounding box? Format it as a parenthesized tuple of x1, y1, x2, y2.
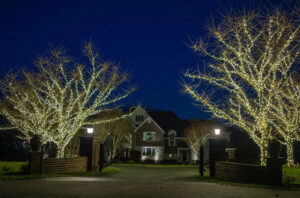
(147, 110, 189, 137)
(134, 116, 165, 134)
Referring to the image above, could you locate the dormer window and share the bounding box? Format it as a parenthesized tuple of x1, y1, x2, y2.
(136, 115, 144, 122)
(168, 130, 176, 146)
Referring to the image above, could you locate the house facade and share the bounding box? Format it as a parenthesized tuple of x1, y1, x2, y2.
(122, 106, 230, 163)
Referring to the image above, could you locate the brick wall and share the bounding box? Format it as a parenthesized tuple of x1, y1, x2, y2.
(41, 157, 88, 173)
(136, 119, 164, 146)
(215, 161, 270, 184)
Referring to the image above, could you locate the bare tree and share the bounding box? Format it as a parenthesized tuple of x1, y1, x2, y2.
(64, 133, 80, 158)
(96, 110, 133, 158)
(0, 42, 134, 158)
(183, 9, 300, 165)
(184, 120, 210, 160)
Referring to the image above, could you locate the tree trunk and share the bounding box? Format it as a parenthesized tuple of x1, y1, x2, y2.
(56, 145, 66, 159)
(286, 140, 294, 168)
(260, 143, 268, 166)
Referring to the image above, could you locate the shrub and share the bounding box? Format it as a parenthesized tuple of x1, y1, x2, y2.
(283, 174, 297, 184)
(130, 150, 141, 163)
(2, 166, 11, 172)
(160, 160, 178, 164)
(142, 159, 155, 164)
(128, 160, 135, 164)
(19, 164, 29, 174)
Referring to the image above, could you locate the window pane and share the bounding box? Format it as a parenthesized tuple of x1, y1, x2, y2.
(143, 132, 155, 141)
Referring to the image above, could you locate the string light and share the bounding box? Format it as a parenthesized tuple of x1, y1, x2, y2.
(183, 11, 300, 166)
(0, 42, 134, 158)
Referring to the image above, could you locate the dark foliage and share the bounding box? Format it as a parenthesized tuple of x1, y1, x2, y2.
(142, 159, 155, 164)
(227, 126, 260, 164)
(0, 131, 29, 161)
(130, 150, 141, 163)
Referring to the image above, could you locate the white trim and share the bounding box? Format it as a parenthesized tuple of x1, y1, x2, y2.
(127, 118, 137, 128)
(129, 105, 149, 123)
(142, 146, 155, 156)
(167, 130, 177, 136)
(134, 117, 165, 134)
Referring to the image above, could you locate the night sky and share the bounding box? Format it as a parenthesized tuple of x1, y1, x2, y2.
(0, 0, 284, 120)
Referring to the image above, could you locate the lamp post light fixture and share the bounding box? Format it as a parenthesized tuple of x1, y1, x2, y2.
(199, 128, 221, 176)
(214, 128, 220, 135)
(87, 127, 94, 134)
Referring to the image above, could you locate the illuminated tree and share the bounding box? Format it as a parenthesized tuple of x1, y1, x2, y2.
(270, 76, 300, 167)
(0, 42, 134, 158)
(184, 120, 211, 160)
(183, 10, 300, 165)
(96, 110, 133, 158)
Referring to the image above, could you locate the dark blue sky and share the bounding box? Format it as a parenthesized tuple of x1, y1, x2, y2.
(0, 0, 284, 120)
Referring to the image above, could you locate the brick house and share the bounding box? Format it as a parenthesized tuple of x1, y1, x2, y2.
(123, 106, 230, 163)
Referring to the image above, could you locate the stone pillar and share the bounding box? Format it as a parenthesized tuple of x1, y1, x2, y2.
(29, 152, 41, 174)
(267, 158, 284, 186)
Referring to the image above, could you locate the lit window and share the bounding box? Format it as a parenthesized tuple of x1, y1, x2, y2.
(169, 134, 175, 146)
(143, 132, 155, 141)
(169, 153, 173, 157)
(142, 147, 155, 156)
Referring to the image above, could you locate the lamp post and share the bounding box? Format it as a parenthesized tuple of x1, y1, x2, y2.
(199, 128, 221, 176)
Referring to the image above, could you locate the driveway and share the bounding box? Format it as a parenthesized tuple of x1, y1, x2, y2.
(0, 165, 299, 198)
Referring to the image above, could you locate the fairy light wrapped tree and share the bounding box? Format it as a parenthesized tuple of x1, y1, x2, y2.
(0, 42, 134, 158)
(183, 9, 300, 166)
(270, 76, 300, 167)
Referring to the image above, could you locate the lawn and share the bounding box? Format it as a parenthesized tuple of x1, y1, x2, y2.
(0, 161, 27, 174)
(283, 165, 300, 185)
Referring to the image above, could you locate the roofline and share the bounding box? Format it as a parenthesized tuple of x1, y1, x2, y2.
(134, 117, 165, 134)
(127, 117, 137, 128)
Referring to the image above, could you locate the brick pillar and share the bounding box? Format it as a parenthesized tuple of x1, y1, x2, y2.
(80, 136, 101, 171)
(209, 139, 226, 177)
(29, 152, 41, 174)
(267, 158, 284, 186)
(92, 137, 101, 171)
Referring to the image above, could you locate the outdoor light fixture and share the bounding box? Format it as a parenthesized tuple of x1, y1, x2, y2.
(214, 128, 220, 135)
(87, 128, 94, 134)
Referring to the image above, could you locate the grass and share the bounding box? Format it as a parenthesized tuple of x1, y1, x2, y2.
(283, 165, 300, 185)
(113, 163, 198, 168)
(0, 161, 27, 174)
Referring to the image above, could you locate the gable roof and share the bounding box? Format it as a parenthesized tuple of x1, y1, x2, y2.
(147, 110, 189, 137)
(134, 116, 165, 134)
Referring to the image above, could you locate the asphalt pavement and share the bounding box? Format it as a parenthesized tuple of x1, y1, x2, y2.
(0, 165, 299, 198)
